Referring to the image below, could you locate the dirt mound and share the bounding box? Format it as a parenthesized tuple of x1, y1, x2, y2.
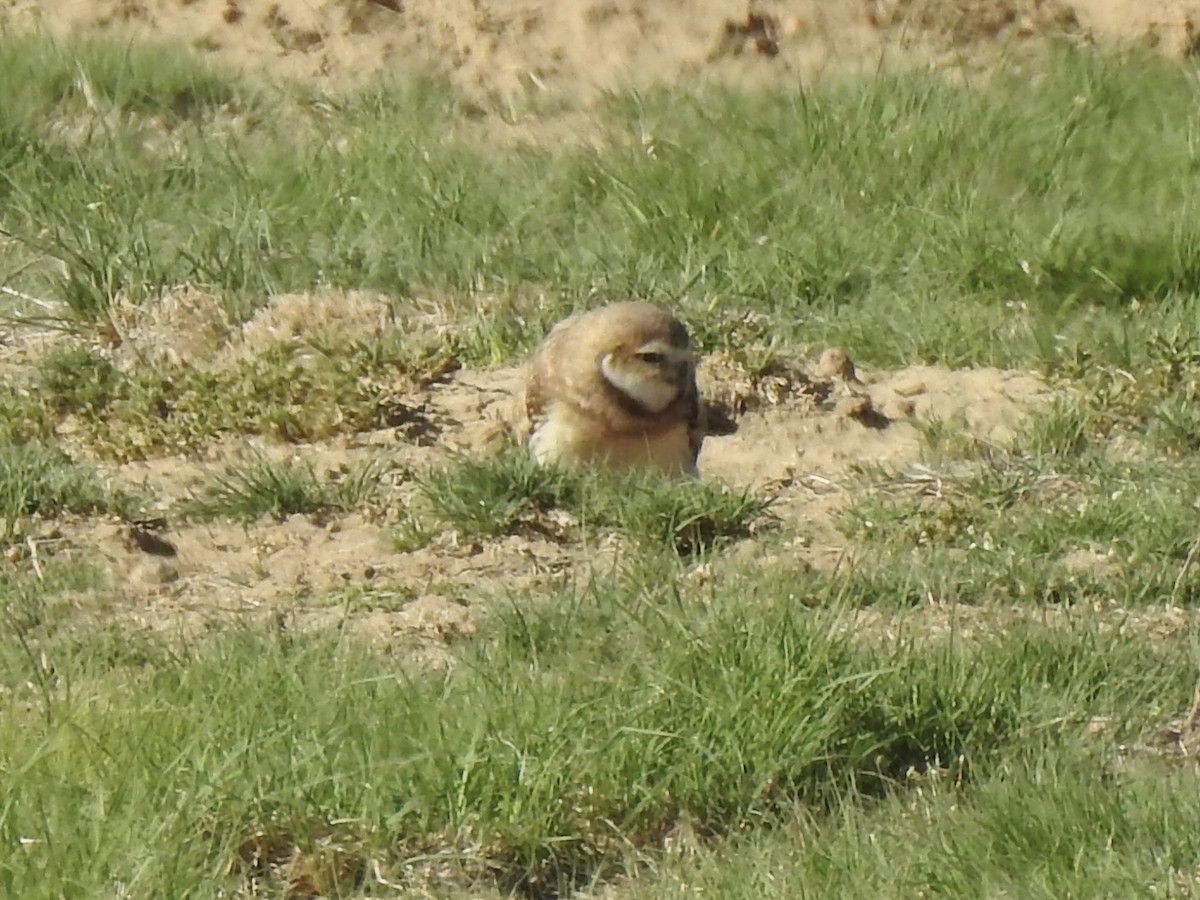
(0, 278, 1059, 652)
(2, 0, 1198, 100)
(50, 300, 1053, 646)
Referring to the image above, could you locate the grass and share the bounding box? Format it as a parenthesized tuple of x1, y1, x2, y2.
(417, 450, 771, 553)
(0, 555, 107, 641)
(2, 578, 1192, 898)
(616, 749, 1200, 899)
(0, 442, 131, 543)
(0, 36, 1198, 374)
(0, 385, 53, 445)
(836, 398, 1200, 608)
(179, 452, 386, 523)
(2, 31, 1200, 900)
(26, 328, 456, 457)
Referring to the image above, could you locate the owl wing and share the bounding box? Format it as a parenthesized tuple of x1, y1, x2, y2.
(521, 370, 547, 438)
(520, 322, 567, 442)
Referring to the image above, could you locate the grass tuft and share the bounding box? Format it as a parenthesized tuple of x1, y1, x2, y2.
(181, 452, 384, 523)
(419, 450, 770, 553)
(0, 443, 129, 542)
(37, 344, 121, 415)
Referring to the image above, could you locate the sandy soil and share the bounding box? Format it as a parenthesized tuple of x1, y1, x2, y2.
(0, 0, 1197, 102)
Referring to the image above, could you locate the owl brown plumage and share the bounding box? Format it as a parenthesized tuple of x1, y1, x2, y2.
(522, 301, 706, 475)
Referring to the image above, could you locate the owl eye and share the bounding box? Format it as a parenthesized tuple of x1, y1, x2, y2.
(636, 351, 667, 365)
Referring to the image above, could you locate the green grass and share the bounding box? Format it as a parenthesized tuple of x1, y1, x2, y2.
(0, 555, 107, 642)
(0, 442, 132, 543)
(2, 576, 1191, 899)
(0, 384, 53, 445)
(617, 748, 1200, 899)
(0, 35, 258, 130)
(1, 36, 1199, 375)
(180, 452, 385, 523)
(836, 398, 1200, 609)
(3, 32, 1200, 900)
(417, 450, 771, 553)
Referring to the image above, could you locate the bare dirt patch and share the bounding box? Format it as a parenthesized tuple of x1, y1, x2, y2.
(2, 0, 1198, 104)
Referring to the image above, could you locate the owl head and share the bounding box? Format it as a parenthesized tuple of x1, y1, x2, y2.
(589, 302, 696, 414)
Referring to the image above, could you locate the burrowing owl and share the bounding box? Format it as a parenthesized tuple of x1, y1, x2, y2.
(522, 301, 705, 475)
